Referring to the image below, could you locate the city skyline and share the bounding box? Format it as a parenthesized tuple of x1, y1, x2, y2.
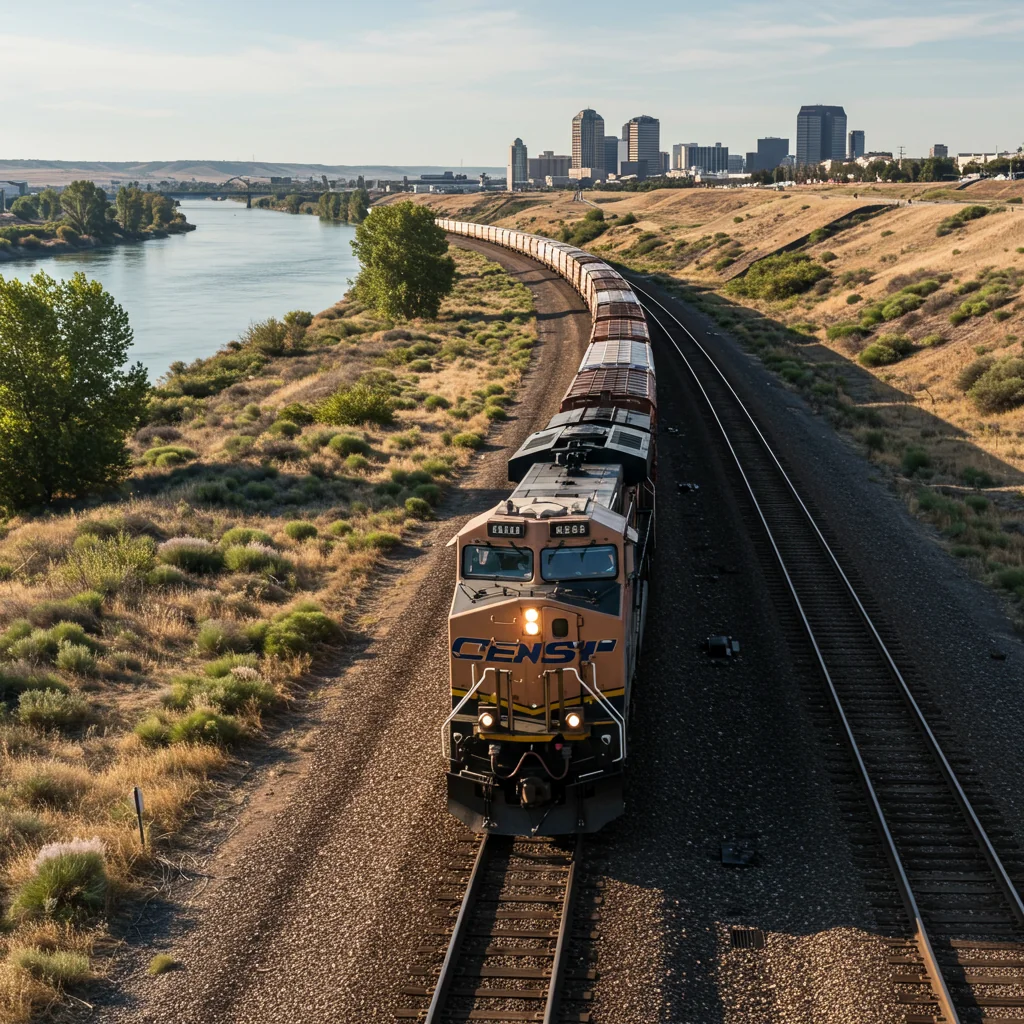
(1, 1, 1022, 164)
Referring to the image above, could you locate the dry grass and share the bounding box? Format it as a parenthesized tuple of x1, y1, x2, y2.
(0, 246, 537, 1018)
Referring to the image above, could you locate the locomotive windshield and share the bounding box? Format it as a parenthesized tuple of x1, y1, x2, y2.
(541, 545, 618, 581)
(462, 544, 533, 581)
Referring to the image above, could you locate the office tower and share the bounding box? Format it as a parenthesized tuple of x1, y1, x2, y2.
(930, 144, 949, 159)
(528, 151, 571, 179)
(623, 115, 661, 172)
(751, 137, 789, 172)
(507, 138, 528, 190)
(603, 136, 620, 177)
(727, 154, 744, 173)
(848, 130, 866, 160)
(796, 105, 848, 165)
(674, 142, 729, 174)
(571, 109, 605, 171)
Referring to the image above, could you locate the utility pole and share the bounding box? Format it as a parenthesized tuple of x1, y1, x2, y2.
(898, 145, 906, 167)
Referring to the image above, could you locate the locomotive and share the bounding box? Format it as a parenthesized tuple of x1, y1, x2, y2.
(436, 218, 656, 836)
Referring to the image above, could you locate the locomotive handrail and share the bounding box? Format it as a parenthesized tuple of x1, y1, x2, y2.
(559, 665, 626, 761)
(440, 666, 493, 759)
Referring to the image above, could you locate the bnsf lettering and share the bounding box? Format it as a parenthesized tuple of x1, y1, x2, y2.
(452, 638, 616, 663)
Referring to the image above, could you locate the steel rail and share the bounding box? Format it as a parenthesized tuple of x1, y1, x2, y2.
(637, 295, 962, 1024)
(424, 834, 491, 1024)
(543, 836, 583, 1024)
(635, 284, 1024, 931)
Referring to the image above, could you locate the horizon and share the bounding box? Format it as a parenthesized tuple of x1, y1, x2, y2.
(1, 0, 1022, 166)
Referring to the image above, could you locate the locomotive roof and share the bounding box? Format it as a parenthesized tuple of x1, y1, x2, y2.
(510, 462, 623, 515)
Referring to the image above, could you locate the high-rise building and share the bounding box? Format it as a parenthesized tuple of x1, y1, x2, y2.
(507, 138, 528, 190)
(603, 136, 620, 177)
(848, 130, 865, 160)
(728, 154, 745, 173)
(674, 142, 729, 174)
(930, 144, 949, 159)
(571, 109, 605, 172)
(747, 137, 789, 172)
(796, 105, 847, 165)
(659, 151, 670, 175)
(528, 151, 571, 179)
(623, 115, 661, 172)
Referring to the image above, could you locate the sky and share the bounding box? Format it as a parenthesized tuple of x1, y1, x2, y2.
(1, 0, 1022, 166)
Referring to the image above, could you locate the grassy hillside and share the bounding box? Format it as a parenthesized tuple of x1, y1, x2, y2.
(0, 246, 537, 1020)
(408, 184, 1024, 622)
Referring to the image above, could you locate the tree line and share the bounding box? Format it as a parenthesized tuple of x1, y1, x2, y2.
(7, 181, 188, 238)
(315, 188, 370, 223)
(748, 155, 978, 186)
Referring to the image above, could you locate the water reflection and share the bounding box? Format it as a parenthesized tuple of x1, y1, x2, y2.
(0, 199, 359, 379)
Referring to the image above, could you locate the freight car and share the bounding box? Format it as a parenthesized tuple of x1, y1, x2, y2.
(436, 219, 656, 835)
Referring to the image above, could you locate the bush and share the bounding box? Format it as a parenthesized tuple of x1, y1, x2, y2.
(9, 850, 108, 923)
(327, 519, 353, 536)
(956, 356, 996, 392)
(996, 568, 1024, 592)
(53, 533, 156, 594)
(937, 204, 989, 237)
(158, 537, 224, 574)
(196, 619, 252, 655)
(223, 542, 291, 575)
(263, 607, 340, 658)
(135, 714, 171, 746)
(920, 333, 946, 348)
(203, 674, 278, 715)
(17, 688, 89, 728)
(902, 448, 932, 475)
(55, 642, 98, 676)
(284, 520, 318, 541)
(846, 293, 861, 304)
(452, 431, 484, 449)
(328, 433, 371, 457)
(345, 453, 371, 473)
(0, 669, 67, 707)
(146, 565, 187, 587)
(142, 444, 197, 467)
(277, 401, 314, 425)
(268, 419, 301, 438)
(0, 620, 34, 656)
(148, 954, 178, 977)
(424, 395, 450, 410)
(243, 480, 276, 501)
(8, 629, 60, 663)
(316, 381, 395, 426)
(222, 435, 255, 458)
(405, 496, 433, 519)
(967, 357, 1024, 413)
(167, 709, 242, 745)
(9, 947, 91, 988)
(859, 335, 915, 367)
(728, 254, 829, 301)
(220, 527, 273, 547)
(56, 225, 79, 244)
(203, 653, 259, 678)
(826, 323, 869, 341)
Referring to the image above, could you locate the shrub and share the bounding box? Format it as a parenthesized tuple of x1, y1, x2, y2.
(967, 357, 1024, 413)
(223, 542, 291, 575)
(316, 381, 395, 426)
(146, 565, 187, 587)
(284, 520, 318, 541)
(142, 444, 197, 467)
(56, 225, 79, 244)
(9, 947, 91, 988)
(148, 954, 178, 976)
(880, 293, 924, 320)
(826, 323, 869, 341)
(9, 629, 60, 663)
(53, 533, 156, 594)
(328, 433, 371, 457)
(203, 675, 278, 714)
(859, 335, 915, 367)
(9, 850, 108, 923)
(996, 568, 1024, 592)
(158, 537, 224, 574)
(196, 619, 251, 655)
(135, 714, 171, 745)
(965, 494, 989, 512)
(17, 688, 89, 728)
(268, 419, 301, 438)
(424, 395, 451, 410)
(220, 527, 273, 547)
(301, 428, 338, 451)
(956, 356, 996, 392)
(203, 653, 259, 678)
(452, 431, 484, 449)
(902, 448, 932, 475)
(327, 519, 353, 536)
(167, 709, 242, 745)
(846, 293, 862, 304)
(413, 483, 442, 505)
(820, 252, 837, 263)
(421, 457, 454, 477)
(277, 401, 314, 425)
(243, 480, 276, 501)
(345, 453, 371, 473)
(55, 642, 98, 676)
(727, 253, 829, 301)
(937, 204, 989, 237)
(0, 620, 34, 655)
(0, 669, 67, 708)
(241, 317, 288, 355)
(263, 607, 340, 658)
(920, 333, 946, 348)
(222, 435, 255, 458)
(405, 496, 433, 519)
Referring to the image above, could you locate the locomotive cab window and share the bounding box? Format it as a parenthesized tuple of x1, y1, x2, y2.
(462, 544, 533, 581)
(541, 545, 618, 581)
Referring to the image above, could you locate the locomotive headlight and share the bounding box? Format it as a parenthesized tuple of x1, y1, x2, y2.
(524, 608, 539, 622)
(477, 705, 498, 730)
(524, 621, 540, 636)
(564, 708, 585, 733)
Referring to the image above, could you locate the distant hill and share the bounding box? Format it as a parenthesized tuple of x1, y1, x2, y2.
(0, 160, 504, 187)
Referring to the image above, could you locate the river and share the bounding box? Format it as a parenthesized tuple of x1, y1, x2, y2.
(0, 199, 359, 380)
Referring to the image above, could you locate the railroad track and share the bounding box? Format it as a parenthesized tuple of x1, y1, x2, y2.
(637, 285, 1024, 1024)
(395, 834, 596, 1023)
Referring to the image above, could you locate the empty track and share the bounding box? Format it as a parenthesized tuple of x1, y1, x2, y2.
(638, 285, 1024, 1024)
(395, 835, 595, 1023)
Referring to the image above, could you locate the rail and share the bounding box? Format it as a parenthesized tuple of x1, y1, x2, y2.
(637, 283, 1024, 1024)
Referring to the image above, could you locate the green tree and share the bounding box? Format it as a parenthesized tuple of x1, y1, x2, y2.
(348, 188, 369, 223)
(36, 188, 61, 220)
(10, 196, 38, 220)
(114, 186, 144, 233)
(351, 201, 455, 320)
(284, 193, 302, 215)
(0, 272, 148, 512)
(60, 181, 110, 236)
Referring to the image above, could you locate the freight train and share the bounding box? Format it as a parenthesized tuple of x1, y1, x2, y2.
(436, 218, 656, 836)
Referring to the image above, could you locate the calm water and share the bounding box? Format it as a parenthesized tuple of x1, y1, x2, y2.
(0, 199, 359, 380)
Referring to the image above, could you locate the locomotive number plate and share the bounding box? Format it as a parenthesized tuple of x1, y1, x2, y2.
(550, 521, 590, 538)
(487, 521, 525, 538)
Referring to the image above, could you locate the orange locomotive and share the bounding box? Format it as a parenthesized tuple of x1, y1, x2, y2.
(437, 219, 656, 835)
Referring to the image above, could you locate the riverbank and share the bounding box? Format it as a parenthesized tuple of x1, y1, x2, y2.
(0, 245, 538, 1021)
(0, 219, 194, 264)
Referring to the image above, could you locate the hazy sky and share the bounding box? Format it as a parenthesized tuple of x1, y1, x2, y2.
(2, 0, 1022, 165)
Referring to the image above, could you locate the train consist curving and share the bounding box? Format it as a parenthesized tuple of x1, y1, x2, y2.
(436, 218, 656, 836)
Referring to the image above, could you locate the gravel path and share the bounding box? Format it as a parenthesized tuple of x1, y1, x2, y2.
(95, 241, 593, 1023)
